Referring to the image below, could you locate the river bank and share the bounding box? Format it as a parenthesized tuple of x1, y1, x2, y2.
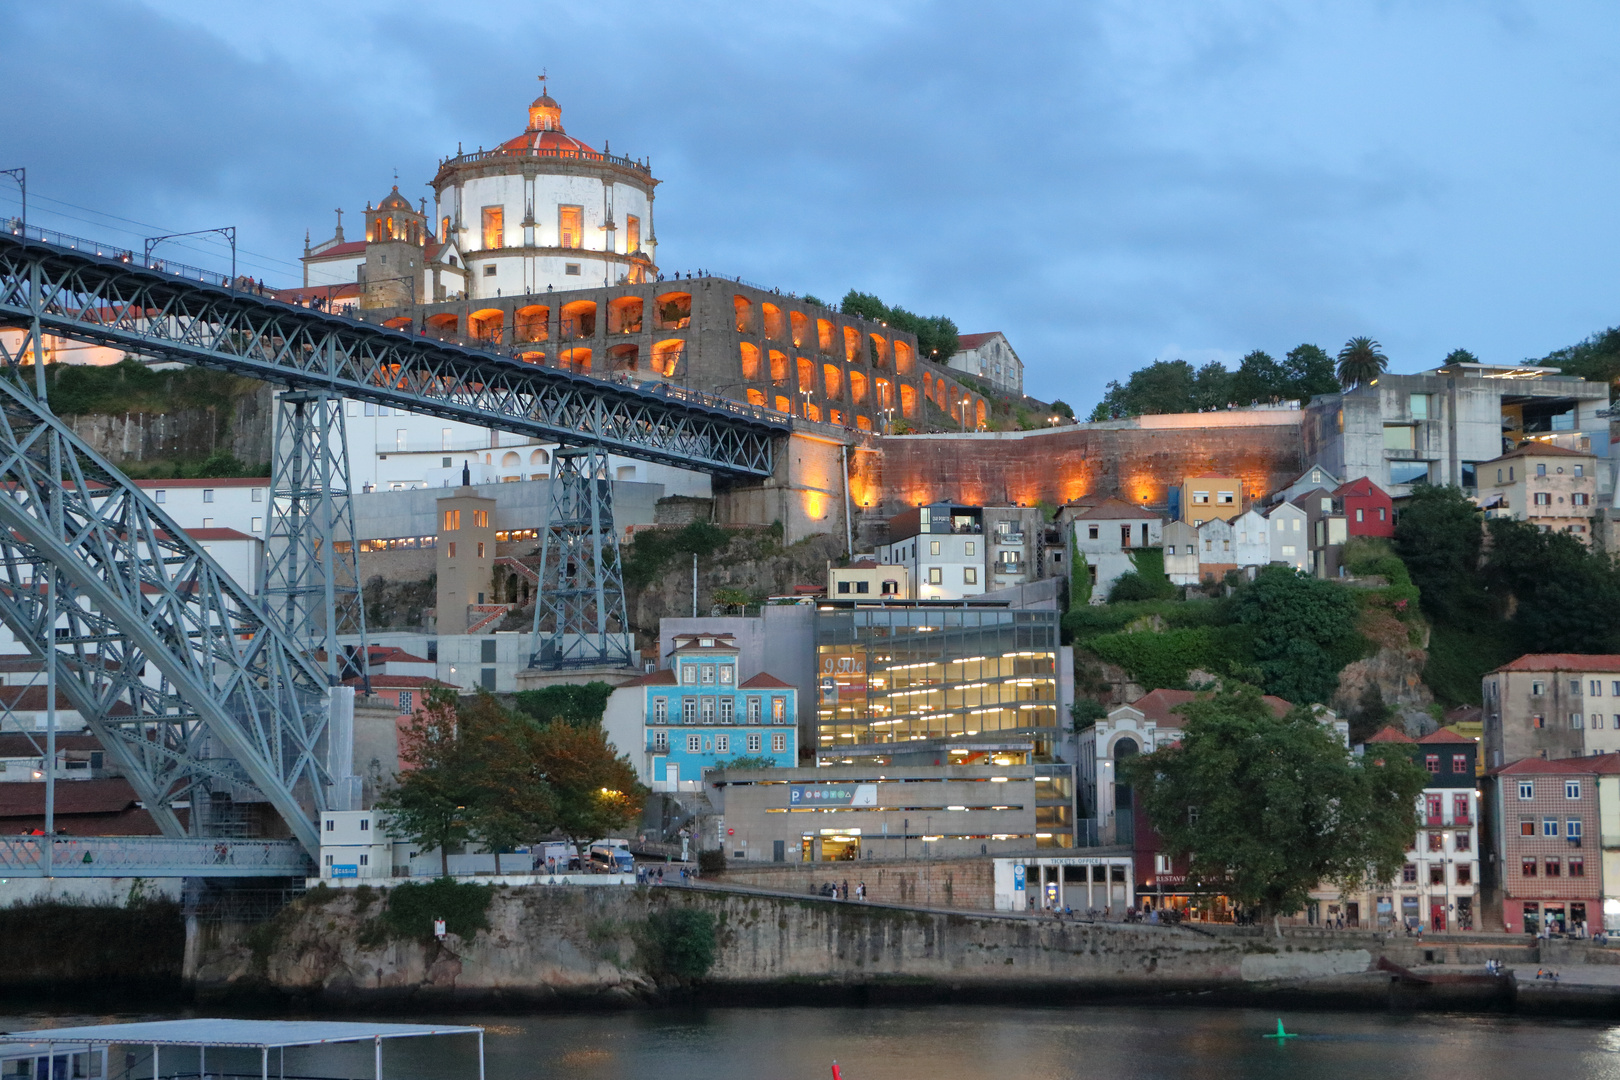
(173, 882, 1620, 1017)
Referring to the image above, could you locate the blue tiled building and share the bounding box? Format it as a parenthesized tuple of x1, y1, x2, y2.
(625, 633, 797, 789)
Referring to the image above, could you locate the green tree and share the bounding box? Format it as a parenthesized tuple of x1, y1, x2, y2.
(1124, 687, 1427, 934)
(376, 689, 476, 878)
(1231, 566, 1362, 704)
(459, 692, 556, 875)
(1049, 399, 1074, 420)
(1483, 519, 1620, 654)
(1070, 698, 1108, 733)
(1392, 483, 1486, 625)
(1229, 350, 1287, 405)
(528, 720, 647, 856)
(1336, 336, 1388, 388)
(1192, 361, 1233, 411)
(837, 289, 959, 363)
(1070, 537, 1092, 607)
(1442, 348, 1480, 366)
(1539, 326, 1620, 389)
(1281, 344, 1339, 401)
(512, 681, 617, 728)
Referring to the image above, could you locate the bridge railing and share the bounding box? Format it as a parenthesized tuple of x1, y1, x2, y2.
(3, 221, 233, 289)
(0, 835, 313, 878)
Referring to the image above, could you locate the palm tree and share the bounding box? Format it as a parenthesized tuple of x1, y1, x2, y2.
(1336, 337, 1388, 388)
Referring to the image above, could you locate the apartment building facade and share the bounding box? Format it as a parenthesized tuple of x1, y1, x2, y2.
(1478, 442, 1599, 545)
(1487, 757, 1602, 934)
(1482, 654, 1620, 768)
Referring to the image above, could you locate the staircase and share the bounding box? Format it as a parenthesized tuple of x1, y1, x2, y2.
(466, 605, 511, 635)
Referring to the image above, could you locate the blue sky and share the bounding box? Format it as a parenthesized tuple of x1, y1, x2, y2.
(4, 1, 1618, 410)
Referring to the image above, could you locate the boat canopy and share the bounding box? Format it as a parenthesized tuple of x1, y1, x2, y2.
(0, 1021, 482, 1050)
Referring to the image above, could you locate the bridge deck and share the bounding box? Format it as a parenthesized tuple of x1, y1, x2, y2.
(0, 835, 312, 878)
(0, 227, 787, 477)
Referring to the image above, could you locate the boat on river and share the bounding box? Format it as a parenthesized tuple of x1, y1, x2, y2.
(0, 1021, 484, 1080)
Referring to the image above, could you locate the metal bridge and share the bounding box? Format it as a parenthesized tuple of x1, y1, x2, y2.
(0, 227, 787, 477)
(0, 226, 794, 877)
(0, 836, 311, 878)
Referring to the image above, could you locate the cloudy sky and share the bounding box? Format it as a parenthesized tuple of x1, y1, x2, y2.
(4, 1, 1617, 409)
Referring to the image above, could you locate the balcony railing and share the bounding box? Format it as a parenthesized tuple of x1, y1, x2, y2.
(995, 531, 1026, 546)
(994, 561, 1026, 575)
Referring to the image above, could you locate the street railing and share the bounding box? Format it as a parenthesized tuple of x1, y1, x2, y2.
(0, 835, 312, 877)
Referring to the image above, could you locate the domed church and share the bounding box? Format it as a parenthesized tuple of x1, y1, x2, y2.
(300, 79, 659, 305)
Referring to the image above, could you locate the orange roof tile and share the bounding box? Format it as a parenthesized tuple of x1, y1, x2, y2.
(1366, 725, 1415, 743)
(1492, 654, 1620, 674)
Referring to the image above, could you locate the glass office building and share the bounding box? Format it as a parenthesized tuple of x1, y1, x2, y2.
(814, 605, 1063, 765)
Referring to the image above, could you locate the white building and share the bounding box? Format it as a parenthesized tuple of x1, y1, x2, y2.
(1229, 508, 1271, 570)
(315, 809, 393, 882)
(950, 332, 1024, 396)
(1264, 502, 1310, 572)
(1072, 498, 1163, 602)
(878, 503, 987, 601)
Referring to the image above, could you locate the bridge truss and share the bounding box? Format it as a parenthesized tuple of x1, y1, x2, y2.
(0, 229, 787, 477)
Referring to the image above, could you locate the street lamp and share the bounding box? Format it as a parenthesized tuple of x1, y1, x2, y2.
(144, 226, 238, 288)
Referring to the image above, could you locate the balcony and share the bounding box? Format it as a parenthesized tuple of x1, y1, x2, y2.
(996, 531, 1026, 546)
(994, 561, 1026, 576)
(1426, 814, 1443, 827)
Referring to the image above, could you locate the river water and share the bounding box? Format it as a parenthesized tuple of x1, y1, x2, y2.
(6, 1006, 1620, 1080)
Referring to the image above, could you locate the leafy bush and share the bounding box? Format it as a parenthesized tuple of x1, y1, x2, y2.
(1424, 622, 1521, 707)
(1232, 567, 1365, 705)
(642, 907, 717, 979)
(378, 878, 493, 943)
(512, 681, 615, 727)
(623, 521, 733, 590)
(1087, 627, 1223, 690)
(697, 848, 727, 873)
(1070, 698, 1108, 732)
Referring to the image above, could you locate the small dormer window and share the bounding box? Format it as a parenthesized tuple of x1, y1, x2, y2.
(700, 637, 714, 647)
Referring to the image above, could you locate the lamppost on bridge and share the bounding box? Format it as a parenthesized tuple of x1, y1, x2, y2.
(1, 167, 24, 238)
(144, 226, 237, 289)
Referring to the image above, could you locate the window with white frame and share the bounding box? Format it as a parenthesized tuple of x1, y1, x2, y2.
(715, 734, 730, 754)
(653, 697, 668, 723)
(1519, 781, 1534, 799)
(682, 699, 697, 724)
(1567, 780, 1582, 799)
(687, 734, 702, 753)
(720, 665, 734, 685)
(396, 691, 413, 715)
(747, 733, 762, 753)
(653, 730, 668, 752)
(748, 697, 762, 724)
(772, 733, 787, 753)
(772, 697, 787, 724)
(701, 698, 715, 723)
(682, 665, 697, 685)
(701, 665, 716, 685)
(720, 698, 734, 724)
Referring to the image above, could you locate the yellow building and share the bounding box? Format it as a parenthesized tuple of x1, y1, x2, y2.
(1178, 474, 1244, 524)
(827, 558, 910, 600)
(1477, 442, 1597, 545)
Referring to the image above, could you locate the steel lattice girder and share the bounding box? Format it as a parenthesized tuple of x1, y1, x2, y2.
(530, 448, 632, 669)
(261, 391, 367, 680)
(0, 372, 333, 856)
(0, 233, 786, 477)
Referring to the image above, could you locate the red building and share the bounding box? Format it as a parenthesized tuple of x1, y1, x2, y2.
(1334, 476, 1395, 538)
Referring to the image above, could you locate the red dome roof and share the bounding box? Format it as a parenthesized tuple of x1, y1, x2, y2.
(498, 127, 597, 155)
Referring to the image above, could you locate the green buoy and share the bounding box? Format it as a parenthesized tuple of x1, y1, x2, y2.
(1263, 1020, 1298, 1040)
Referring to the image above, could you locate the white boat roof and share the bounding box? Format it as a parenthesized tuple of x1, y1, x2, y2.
(0, 1020, 482, 1049)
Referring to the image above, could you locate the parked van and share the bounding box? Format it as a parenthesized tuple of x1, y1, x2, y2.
(588, 839, 634, 874)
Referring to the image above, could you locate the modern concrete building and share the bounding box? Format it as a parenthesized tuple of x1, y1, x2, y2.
(705, 762, 1078, 861)
(813, 603, 1071, 768)
(1302, 362, 1610, 499)
(1477, 442, 1598, 545)
(1481, 654, 1620, 767)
